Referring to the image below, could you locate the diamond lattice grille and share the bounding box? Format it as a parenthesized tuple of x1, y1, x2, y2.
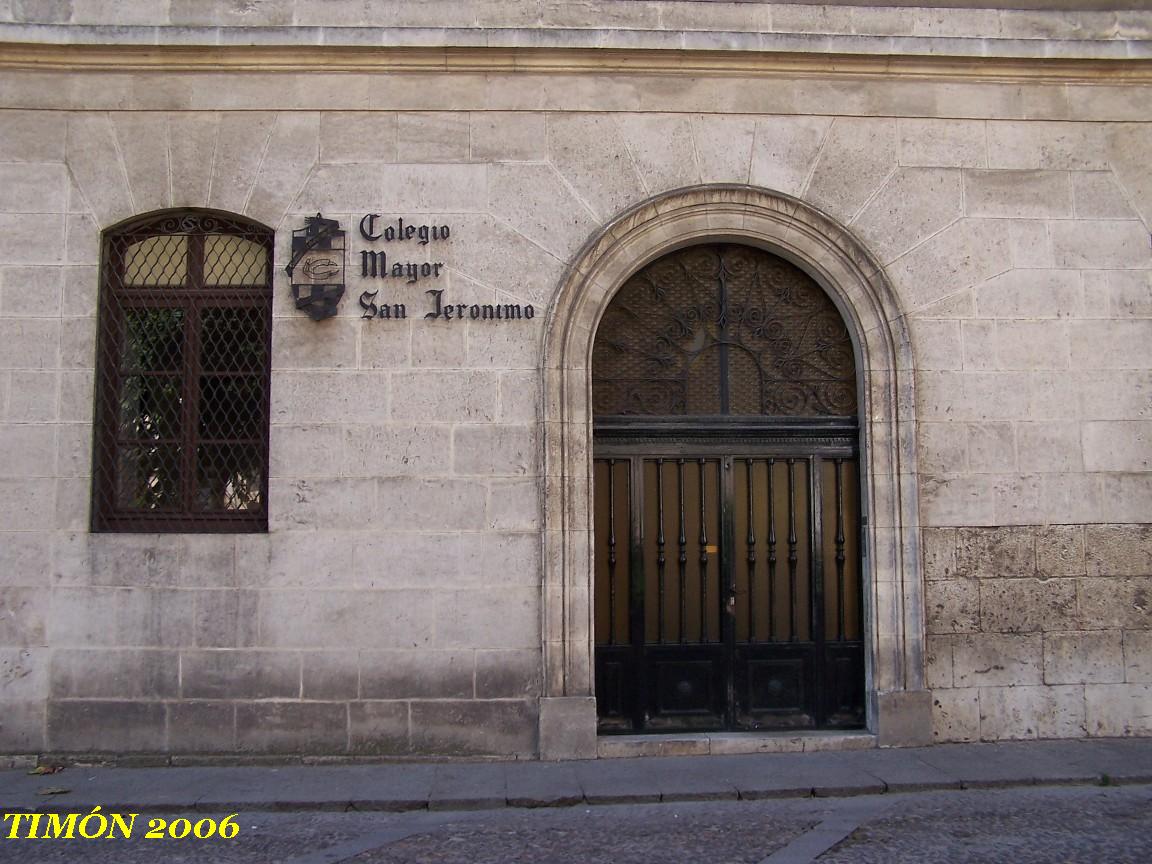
(93, 211, 273, 532)
(593, 244, 857, 418)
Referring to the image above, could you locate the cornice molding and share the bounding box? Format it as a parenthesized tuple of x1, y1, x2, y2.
(0, 43, 1150, 83)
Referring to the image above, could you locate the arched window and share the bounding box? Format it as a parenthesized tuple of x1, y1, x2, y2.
(92, 210, 273, 532)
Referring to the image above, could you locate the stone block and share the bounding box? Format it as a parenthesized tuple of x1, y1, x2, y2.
(271, 371, 390, 424)
(342, 423, 452, 478)
(909, 319, 962, 371)
(0, 424, 55, 477)
(436, 588, 539, 650)
(1, 265, 63, 318)
(925, 636, 953, 689)
(538, 695, 597, 760)
(410, 320, 466, 368)
(926, 580, 981, 635)
(192, 589, 258, 648)
(398, 112, 469, 162)
(614, 114, 699, 194)
(1085, 525, 1152, 576)
(257, 589, 434, 651)
(0, 532, 51, 587)
(1072, 171, 1137, 219)
(890, 219, 1013, 312)
(1083, 421, 1152, 472)
(58, 371, 94, 422)
(476, 649, 541, 699)
(1089, 271, 1152, 319)
(377, 476, 487, 530)
(0, 646, 45, 701)
(113, 113, 170, 213)
(0, 163, 66, 215)
(0, 700, 45, 752)
(498, 371, 539, 424)
(974, 270, 1082, 319)
(236, 702, 348, 753)
(470, 112, 546, 162)
(90, 534, 180, 587)
(361, 650, 474, 700)
(444, 214, 565, 308)
(1036, 525, 1085, 578)
(302, 651, 360, 700)
(0, 586, 46, 645)
(348, 701, 409, 755)
(0, 319, 59, 369)
(182, 649, 300, 700)
(49, 648, 179, 699)
(47, 700, 166, 752)
(1052, 221, 1150, 270)
(272, 317, 358, 369)
(238, 532, 354, 589)
(47, 587, 196, 648)
(65, 114, 133, 226)
(478, 532, 541, 586)
(877, 689, 934, 747)
(1071, 322, 1152, 372)
(545, 113, 645, 222)
(806, 118, 897, 223)
(56, 422, 91, 478)
(964, 170, 1072, 218)
(981, 578, 1078, 634)
(1078, 577, 1152, 630)
(352, 532, 466, 590)
(986, 121, 1108, 170)
(488, 162, 598, 258)
(1080, 371, 1152, 421)
(931, 687, 980, 742)
(390, 370, 497, 422)
(487, 477, 540, 531)
(953, 634, 1043, 687)
(167, 701, 237, 753)
(1084, 683, 1152, 736)
(1007, 220, 1053, 269)
(269, 424, 345, 479)
(6, 371, 57, 422)
(245, 113, 319, 225)
(209, 112, 278, 213)
(376, 163, 486, 213)
(967, 423, 1016, 473)
(919, 475, 996, 527)
(922, 528, 957, 581)
(956, 527, 1035, 579)
(465, 311, 543, 370)
(692, 115, 756, 185)
(177, 534, 237, 588)
(453, 425, 537, 476)
(898, 119, 985, 168)
(270, 477, 378, 530)
(319, 112, 398, 163)
(1124, 631, 1152, 684)
(1016, 422, 1082, 473)
(918, 422, 967, 474)
(978, 684, 1086, 740)
(0, 111, 65, 162)
(410, 699, 536, 757)
(1044, 630, 1124, 685)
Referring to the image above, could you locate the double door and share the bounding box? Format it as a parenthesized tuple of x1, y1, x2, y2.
(594, 433, 865, 733)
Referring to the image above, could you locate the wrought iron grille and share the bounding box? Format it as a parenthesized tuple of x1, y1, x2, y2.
(592, 244, 857, 418)
(92, 210, 273, 532)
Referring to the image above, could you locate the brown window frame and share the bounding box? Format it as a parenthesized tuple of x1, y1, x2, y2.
(91, 209, 274, 533)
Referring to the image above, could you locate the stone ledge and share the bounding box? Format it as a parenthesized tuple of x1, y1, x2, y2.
(598, 730, 878, 758)
(0, 23, 1149, 62)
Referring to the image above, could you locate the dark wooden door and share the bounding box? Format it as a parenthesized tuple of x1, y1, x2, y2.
(590, 242, 865, 734)
(593, 432, 865, 733)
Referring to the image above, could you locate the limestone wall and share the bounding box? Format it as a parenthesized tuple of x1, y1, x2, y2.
(0, 4, 1149, 756)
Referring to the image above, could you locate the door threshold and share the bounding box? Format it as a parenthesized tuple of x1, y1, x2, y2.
(598, 730, 876, 759)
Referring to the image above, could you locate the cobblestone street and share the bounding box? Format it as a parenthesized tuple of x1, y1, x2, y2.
(2, 783, 1149, 864)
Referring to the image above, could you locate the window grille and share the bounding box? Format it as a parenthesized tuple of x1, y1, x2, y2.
(92, 210, 273, 532)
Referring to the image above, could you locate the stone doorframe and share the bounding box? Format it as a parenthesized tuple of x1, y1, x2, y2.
(537, 186, 931, 759)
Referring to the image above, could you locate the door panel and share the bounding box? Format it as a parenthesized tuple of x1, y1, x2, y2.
(594, 447, 864, 734)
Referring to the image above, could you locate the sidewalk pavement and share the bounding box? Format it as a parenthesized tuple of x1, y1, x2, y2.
(1, 739, 1150, 815)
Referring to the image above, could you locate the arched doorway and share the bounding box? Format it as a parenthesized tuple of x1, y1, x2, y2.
(537, 186, 928, 759)
(591, 243, 864, 733)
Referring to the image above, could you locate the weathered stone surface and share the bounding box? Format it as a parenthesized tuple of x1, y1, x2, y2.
(952, 634, 1043, 688)
(926, 580, 981, 635)
(50, 648, 179, 699)
(956, 527, 1035, 580)
(931, 687, 980, 743)
(1036, 526, 1085, 579)
(410, 699, 537, 757)
(348, 700, 409, 755)
(236, 702, 348, 753)
(47, 700, 166, 752)
(361, 650, 474, 700)
(978, 684, 1086, 740)
(1044, 631, 1125, 685)
(182, 649, 301, 699)
(1078, 577, 1152, 630)
(1085, 683, 1152, 736)
(980, 578, 1078, 634)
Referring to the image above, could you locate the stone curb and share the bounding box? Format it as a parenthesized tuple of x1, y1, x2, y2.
(8, 771, 1152, 816)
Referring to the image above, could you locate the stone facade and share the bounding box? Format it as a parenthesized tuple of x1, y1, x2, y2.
(0, 1, 1149, 757)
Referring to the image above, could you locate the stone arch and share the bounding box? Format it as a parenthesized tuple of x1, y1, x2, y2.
(538, 185, 929, 758)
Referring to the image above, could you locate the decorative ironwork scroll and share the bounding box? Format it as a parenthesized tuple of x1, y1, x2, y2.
(592, 244, 857, 417)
